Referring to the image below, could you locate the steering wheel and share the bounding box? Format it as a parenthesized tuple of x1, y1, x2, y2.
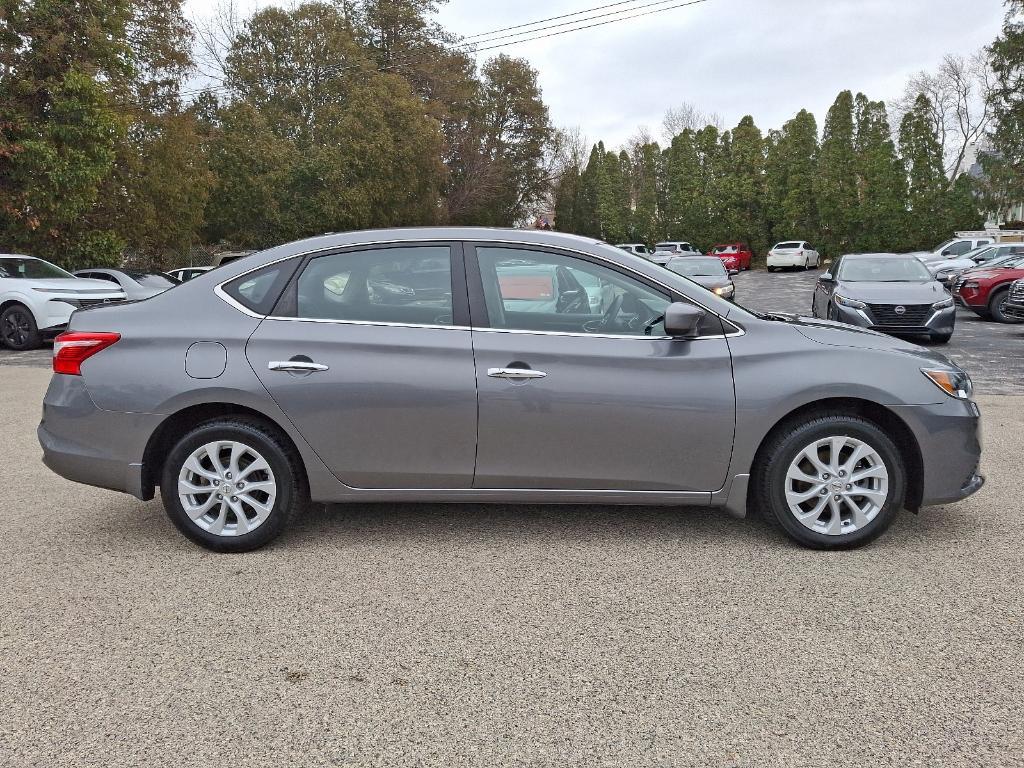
(583, 293, 623, 333)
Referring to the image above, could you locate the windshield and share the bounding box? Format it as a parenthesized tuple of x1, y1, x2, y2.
(0, 256, 74, 279)
(990, 254, 1024, 269)
(838, 257, 933, 282)
(712, 244, 739, 253)
(655, 243, 679, 252)
(666, 258, 727, 277)
(127, 272, 179, 288)
(932, 238, 956, 253)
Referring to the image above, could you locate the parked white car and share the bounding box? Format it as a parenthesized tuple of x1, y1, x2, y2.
(767, 241, 820, 271)
(927, 243, 1024, 283)
(0, 254, 126, 350)
(912, 236, 995, 264)
(651, 241, 701, 265)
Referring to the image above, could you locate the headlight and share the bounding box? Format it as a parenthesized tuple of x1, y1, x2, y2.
(961, 281, 979, 290)
(833, 294, 866, 309)
(714, 284, 735, 297)
(922, 368, 973, 400)
(931, 297, 954, 309)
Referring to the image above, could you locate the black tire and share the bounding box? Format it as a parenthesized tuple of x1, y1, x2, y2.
(0, 304, 41, 350)
(989, 287, 1022, 324)
(160, 418, 306, 552)
(752, 414, 906, 550)
(767, 266, 777, 273)
(929, 331, 953, 344)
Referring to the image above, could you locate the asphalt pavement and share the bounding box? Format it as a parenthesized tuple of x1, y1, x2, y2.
(1, 362, 1022, 766)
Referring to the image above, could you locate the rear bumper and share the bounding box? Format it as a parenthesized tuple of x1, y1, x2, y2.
(767, 254, 805, 267)
(37, 374, 159, 500)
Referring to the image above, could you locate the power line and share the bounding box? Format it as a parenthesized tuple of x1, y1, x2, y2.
(459, 0, 670, 42)
(468, 0, 714, 54)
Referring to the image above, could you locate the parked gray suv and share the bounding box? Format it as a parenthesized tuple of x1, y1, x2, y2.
(38, 229, 983, 552)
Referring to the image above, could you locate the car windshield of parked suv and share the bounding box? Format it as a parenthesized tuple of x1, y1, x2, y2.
(0, 256, 74, 280)
(775, 242, 803, 250)
(655, 243, 679, 252)
(838, 257, 933, 282)
(666, 258, 728, 277)
(127, 272, 180, 288)
(990, 254, 1024, 269)
(712, 245, 739, 253)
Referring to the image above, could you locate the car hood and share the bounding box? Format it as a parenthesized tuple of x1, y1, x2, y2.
(958, 268, 1024, 280)
(17, 278, 125, 295)
(834, 280, 947, 303)
(761, 313, 956, 365)
(929, 258, 974, 273)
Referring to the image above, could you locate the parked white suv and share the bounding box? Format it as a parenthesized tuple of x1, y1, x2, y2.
(651, 241, 701, 265)
(0, 255, 126, 350)
(767, 241, 820, 271)
(913, 236, 994, 264)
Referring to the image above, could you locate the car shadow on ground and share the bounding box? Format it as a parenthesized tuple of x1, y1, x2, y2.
(96, 496, 977, 555)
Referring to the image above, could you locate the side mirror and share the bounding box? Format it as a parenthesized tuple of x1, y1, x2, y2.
(820, 272, 834, 282)
(664, 302, 705, 339)
(728, 268, 739, 276)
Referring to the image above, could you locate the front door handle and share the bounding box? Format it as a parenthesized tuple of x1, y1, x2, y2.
(268, 360, 329, 373)
(487, 367, 547, 380)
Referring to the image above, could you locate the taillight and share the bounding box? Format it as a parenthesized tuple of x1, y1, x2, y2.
(53, 332, 121, 375)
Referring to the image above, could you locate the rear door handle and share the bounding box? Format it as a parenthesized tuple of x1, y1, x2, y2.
(268, 361, 329, 373)
(487, 367, 547, 380)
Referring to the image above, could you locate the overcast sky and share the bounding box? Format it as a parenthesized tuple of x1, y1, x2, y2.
(185, 0, 1007, 147)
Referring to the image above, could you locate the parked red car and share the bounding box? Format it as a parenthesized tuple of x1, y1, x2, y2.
(708, 243, 753, 272)
(952, 252, 1024, 323)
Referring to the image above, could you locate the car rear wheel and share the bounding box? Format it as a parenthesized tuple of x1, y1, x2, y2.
(753, 415, 906, 549)
(989, 287, 1022, 323)
(161, 418, 305, 552)
(0, 304, 41, 351)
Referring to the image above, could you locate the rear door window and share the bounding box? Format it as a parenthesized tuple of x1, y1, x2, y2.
(295, 246, 454, 326)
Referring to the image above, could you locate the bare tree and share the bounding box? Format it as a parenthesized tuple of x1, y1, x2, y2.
(661, 102, 723, 141)
(891, 50, 995, 182)
(191, 0, 252, 84)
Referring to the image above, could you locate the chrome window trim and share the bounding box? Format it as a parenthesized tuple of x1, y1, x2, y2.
(213, 236, 746, 339)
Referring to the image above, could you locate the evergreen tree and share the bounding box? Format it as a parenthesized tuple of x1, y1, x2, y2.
(722, 115, 767, 255)
(577, 144, 605, 238)
(765, 110, 819, 246)
(854, 94, 906, 252)
(899, 94, 951, 249)
(986, 0, 1024, 207)
(632, 142, 661, 244)
(553, 165, 582, 233)
(815, 91, 858, 257)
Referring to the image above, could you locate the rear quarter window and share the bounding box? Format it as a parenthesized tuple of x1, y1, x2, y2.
(222, 261, 296, 315)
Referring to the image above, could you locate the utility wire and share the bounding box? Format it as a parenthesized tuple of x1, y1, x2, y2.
(459, 0, 673, 41)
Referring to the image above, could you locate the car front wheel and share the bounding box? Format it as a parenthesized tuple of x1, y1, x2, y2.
(753, 415, 906, 549)
(160, 418, 305, 552)
(989, 287, 1022, 323)
(0, 304, 41, 350)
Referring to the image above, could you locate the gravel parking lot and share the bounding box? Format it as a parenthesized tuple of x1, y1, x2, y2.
(2, 274, 1023, 767)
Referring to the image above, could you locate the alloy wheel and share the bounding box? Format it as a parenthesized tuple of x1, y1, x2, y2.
(2, 310, 31, 348)
(784, 436, 889, 536)
(177, 440, 277, 536)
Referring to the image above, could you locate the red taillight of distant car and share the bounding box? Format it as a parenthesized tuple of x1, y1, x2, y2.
(53, 332, 121, 375)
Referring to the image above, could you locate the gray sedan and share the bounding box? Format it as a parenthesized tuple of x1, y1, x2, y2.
(73, 269, 180, 300)
(664, 256, 736, 300)
(39, 229, 982, 552)
(812, 254, 956, 343)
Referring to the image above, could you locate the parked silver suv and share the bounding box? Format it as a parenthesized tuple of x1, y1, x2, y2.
(38, 229, 983, 552)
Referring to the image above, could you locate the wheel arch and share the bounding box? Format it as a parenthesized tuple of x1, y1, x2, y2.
(141, 402, 310, 500)
(747, 396, 924, 513)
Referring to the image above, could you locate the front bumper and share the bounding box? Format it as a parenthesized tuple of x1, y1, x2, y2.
(891, 397, 984, 508)
(1003, 299, 1024, 320)
(38, 374, 160, 500)
(831, 303, 956, 336)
